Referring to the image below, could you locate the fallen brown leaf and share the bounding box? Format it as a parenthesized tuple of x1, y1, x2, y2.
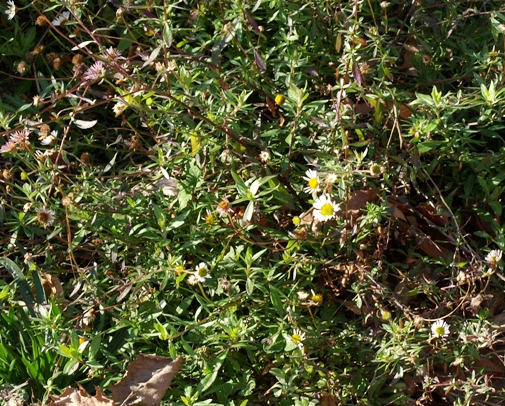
(320, 392, 337, 406)
(47, 385, 114, 406)
(109, 355, 184, 406)
(397, 36, 419, 76)
(47, 355, 184, 406)
(40, 272, 64, 298)
(346, 189, 378, 211)
(266, 95, 277, 118)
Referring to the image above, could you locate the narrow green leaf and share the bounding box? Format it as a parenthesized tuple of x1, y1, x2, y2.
(231, 171, 248, 196)
(488, 200, 502, 216)
(0, 258, 35, 316)
(197, 351, 228, 393)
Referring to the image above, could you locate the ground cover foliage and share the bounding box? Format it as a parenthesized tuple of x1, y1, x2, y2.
(1, 0, 505, 404)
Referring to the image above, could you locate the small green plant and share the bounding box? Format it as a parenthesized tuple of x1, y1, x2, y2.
(1, 0, 505, 405)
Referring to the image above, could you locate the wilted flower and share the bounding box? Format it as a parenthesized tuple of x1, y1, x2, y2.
(33, 95, 43, 107)
(7, 130, 31, 150)
(325, 172, 338, 185)
(259, 150, 270, 163)
(369, 162, 384, 176)
(10, 130, 30, 145)
(216, 196, 232, 217)
(2, 169, 12, 179)
(35, 15, 48, 26)
(219, 278, 232, 291)
(194, 262, 211, 282)
(297, 291, 309, 301)
(24, 252, 33, 264)
(288, 329, 306, 349)
(313, 194, 339, 222)
(112, 99, 128, 117)
(0, 141, 17, 154)
(187, 274, 199, 285)
(457, 270, 470, 285)
(431, 319, 450, 338)
(37, 208, 55, 225)
(290, 228, 308, 241)
(303, 169, 320, 194)
(83, 61, 106, 82)
(485, 249, 503, 268)
(102, 47, 124, 61)
(5, 0, 17, 20)
(219, 149, 233, 163)
(16, 61, 28, 75)
(166, 60, 177, 73)
(61, 195, 72, 207)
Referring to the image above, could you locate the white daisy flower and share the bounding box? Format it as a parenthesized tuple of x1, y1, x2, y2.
(485, 249, 503, 268)
(288, 329, 306, 349)
(303, 169, 320, 193)
(52, 11, 70, 26)
(40, 130, 58, 146)
(431, 320, 450, 338)
(5, 0, 17, 20)
(313, 194, 339, 222)
(194, 262, 211, 283)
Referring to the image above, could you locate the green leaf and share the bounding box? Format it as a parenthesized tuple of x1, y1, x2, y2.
(0, 284, 11, 300)
(488, 200, 502, 216)
(32, 271, 46, 305)
(0, 258, 35, 316)
(416, 141, 445, 154)
(89, 335, 101, 359)
(463, 176, 474, 197)
(246, 278, 254, 295)
(197, 351, 229, 394)
(413, 93, 436, 109)
(190, 133, 201, 156)
(477, 176, 489, 197)
(163, 20, 173, 47)
(269, 368, 286, 384)
(231, 171, 248, 195)
(269, 286, 285, 317)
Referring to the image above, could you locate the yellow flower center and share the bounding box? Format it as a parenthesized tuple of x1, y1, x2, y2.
(175, 265, 184, 275)
(307, 178, 319, 190)
(218, 200, 230, 211)
(197, 268, 208, 278)
(434, 326, 445, 336)
(320, 203, 334, 217)
(205, 214, 215, 225)
(311, 294, 323, 305)
(291, 334, 302, 345)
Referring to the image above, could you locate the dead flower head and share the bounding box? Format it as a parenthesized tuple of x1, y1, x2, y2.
(216, 196, 232, 217)
(37, 208, 55, 225)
